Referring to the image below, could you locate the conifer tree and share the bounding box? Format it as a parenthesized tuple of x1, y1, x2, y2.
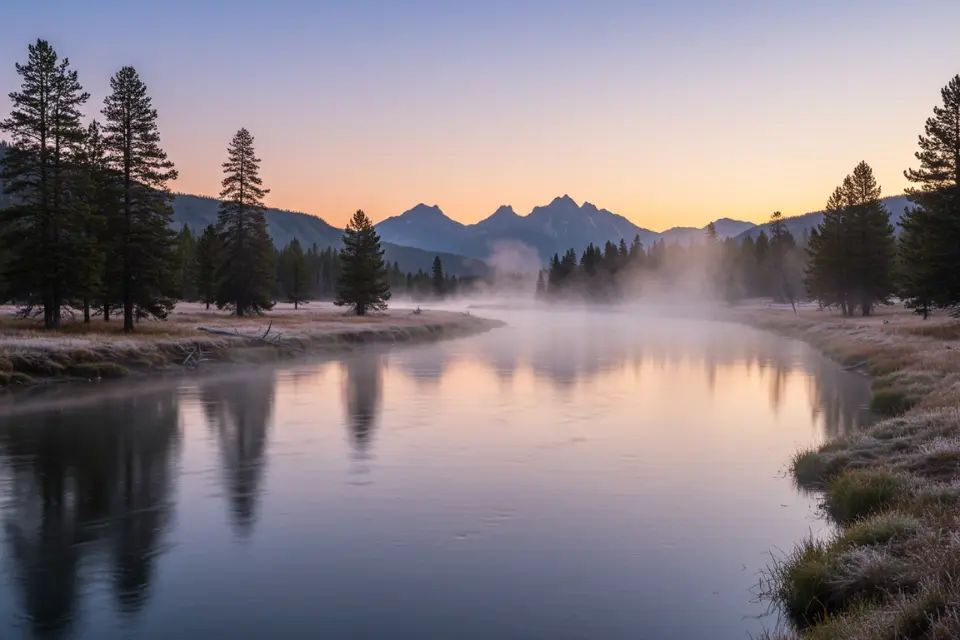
(195, 224, 220, 310)
(0, 40, 92, 328)
(535, 270, 546, 298)
(214, 128, 274, 316)
(768, 212, 798, 310)
(900, 75, 960, 316)
(432, 256, 444, 296)
(279, 237, 309, 309)
(76, 119, 113, 323)
(335, 209, 390, 315)
(806, 187, 851, 314)
(102, 66, 179, 331)
(841, 162, 896, 315)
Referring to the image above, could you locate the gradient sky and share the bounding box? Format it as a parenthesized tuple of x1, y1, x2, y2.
(3, 0, 960, 231)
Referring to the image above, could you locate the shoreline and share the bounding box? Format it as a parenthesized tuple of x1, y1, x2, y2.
(726, 303, 960, 639)
(0, 303, 503, 388)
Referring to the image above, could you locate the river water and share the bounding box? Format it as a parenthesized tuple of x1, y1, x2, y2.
(0, 308, 872, 639)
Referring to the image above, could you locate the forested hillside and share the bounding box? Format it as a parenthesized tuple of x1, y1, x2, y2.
(171, 193, 488, 276)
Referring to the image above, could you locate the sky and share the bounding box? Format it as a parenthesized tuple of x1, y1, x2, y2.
(3, 0, 960, 231)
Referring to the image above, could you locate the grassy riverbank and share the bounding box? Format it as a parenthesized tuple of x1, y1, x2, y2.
(0, 302, 502, 386)
(729, 304, 960, 638)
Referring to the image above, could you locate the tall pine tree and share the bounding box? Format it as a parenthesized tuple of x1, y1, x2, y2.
(102, 66, 179, 331)
(75, 119, 113, 322)
(215, 128, 274, 316)
(0, 40, 92, 329)
(842, 162, 896, 316)
(900, 75, 960, 316)
(335, 210, 390, 315)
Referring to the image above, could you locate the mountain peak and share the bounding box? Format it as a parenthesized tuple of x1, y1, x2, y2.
(490, 204, 517, 217)
(402, 203, 448, 219)
(550, 194, 577, 207)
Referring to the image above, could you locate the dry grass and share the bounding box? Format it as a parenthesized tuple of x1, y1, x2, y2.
(0, 302, 501, 386)
(740, 304, 960, 638)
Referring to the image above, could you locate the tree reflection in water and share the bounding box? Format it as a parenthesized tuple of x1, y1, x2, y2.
(0, 391, 180, 638)
(200, 371, 277, 537)
(342, 350, 384, 458)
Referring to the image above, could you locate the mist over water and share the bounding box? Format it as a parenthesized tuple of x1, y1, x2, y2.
(0, 307, 872, 639)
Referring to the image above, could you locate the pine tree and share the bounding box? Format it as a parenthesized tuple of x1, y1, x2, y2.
(768, 212, 798, 310)
(535, 270, 546, 298)
(102, 66, 179, 331)
(431, 256, 444, 297)
(841, 162, 896, 316)
(706, 221, 718, 241)
(0, 40, 92, 329)
(214, 128, 274, 316)
(806, 187, 852, 314)
(335, 210, 390, 315)
(75, 119, 113, 323)
(195, 224, 219, 310)
(279, 238, 309, 309)
(900, 75, 960, 316)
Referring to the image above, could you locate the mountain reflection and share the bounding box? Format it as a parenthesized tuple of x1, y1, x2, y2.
(0, 391, 180, 638)
(200, 372, 277, 537)
(342, 351, 384, 456)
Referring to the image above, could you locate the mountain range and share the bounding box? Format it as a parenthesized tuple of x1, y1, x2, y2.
(374, 195, 757, 263)
(375, 194, 914, 263)
(170, 194, 490, 277)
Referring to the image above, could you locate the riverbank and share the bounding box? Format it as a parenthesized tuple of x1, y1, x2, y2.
(0, 302, 503, 387)
(728, 303, 960, 639)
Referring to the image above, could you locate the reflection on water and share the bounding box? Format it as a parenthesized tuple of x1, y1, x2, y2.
(0, 393, 179, 638)
(0, 310, 872, 639)
(200, 375, 276, 536)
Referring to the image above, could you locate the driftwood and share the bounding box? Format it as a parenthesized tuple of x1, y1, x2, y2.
(181, 343, 213, 368)
(197, 321, 306, 353)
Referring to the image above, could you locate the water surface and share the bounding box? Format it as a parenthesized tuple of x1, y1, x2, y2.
(0, 309, 872, 639)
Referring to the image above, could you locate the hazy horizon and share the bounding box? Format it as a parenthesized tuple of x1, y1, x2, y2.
(3, 0, 958, 230)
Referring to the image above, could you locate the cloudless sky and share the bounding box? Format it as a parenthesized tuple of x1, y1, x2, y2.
(3, 0, 960, 230)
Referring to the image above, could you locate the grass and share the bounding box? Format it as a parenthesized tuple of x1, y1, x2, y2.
(870, 388, 917, 417)
(736, 305, 960, 638)
(824, 470, 906, 524)
(0, 303, 502, 386)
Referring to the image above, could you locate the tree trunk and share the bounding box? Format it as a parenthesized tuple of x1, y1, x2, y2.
(83, 299, 90, 323)
(294, 300, 298, 310)
(205, 301, 210, 310)
(104, 303, 110, 321)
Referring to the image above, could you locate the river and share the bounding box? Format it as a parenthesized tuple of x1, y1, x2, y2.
(0, 308, 872, 639)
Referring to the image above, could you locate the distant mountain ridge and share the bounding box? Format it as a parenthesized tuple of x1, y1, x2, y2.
(170, 194, 489, 277)
(375, 195, 755, 262)
(735, 195, 912, 242)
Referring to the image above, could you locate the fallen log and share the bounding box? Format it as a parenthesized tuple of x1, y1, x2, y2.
(197, 322, 306, 353)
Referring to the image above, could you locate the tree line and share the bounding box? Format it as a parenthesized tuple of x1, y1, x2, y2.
(539, 211, 805, 306)
(540, 73, 960, 319)
(0, 39, 402, 327)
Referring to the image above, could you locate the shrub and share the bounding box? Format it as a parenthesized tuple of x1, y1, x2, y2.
(870, 389, 916, 417)
(838, 512, 920, 548)
(825, 470, 906, 524)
